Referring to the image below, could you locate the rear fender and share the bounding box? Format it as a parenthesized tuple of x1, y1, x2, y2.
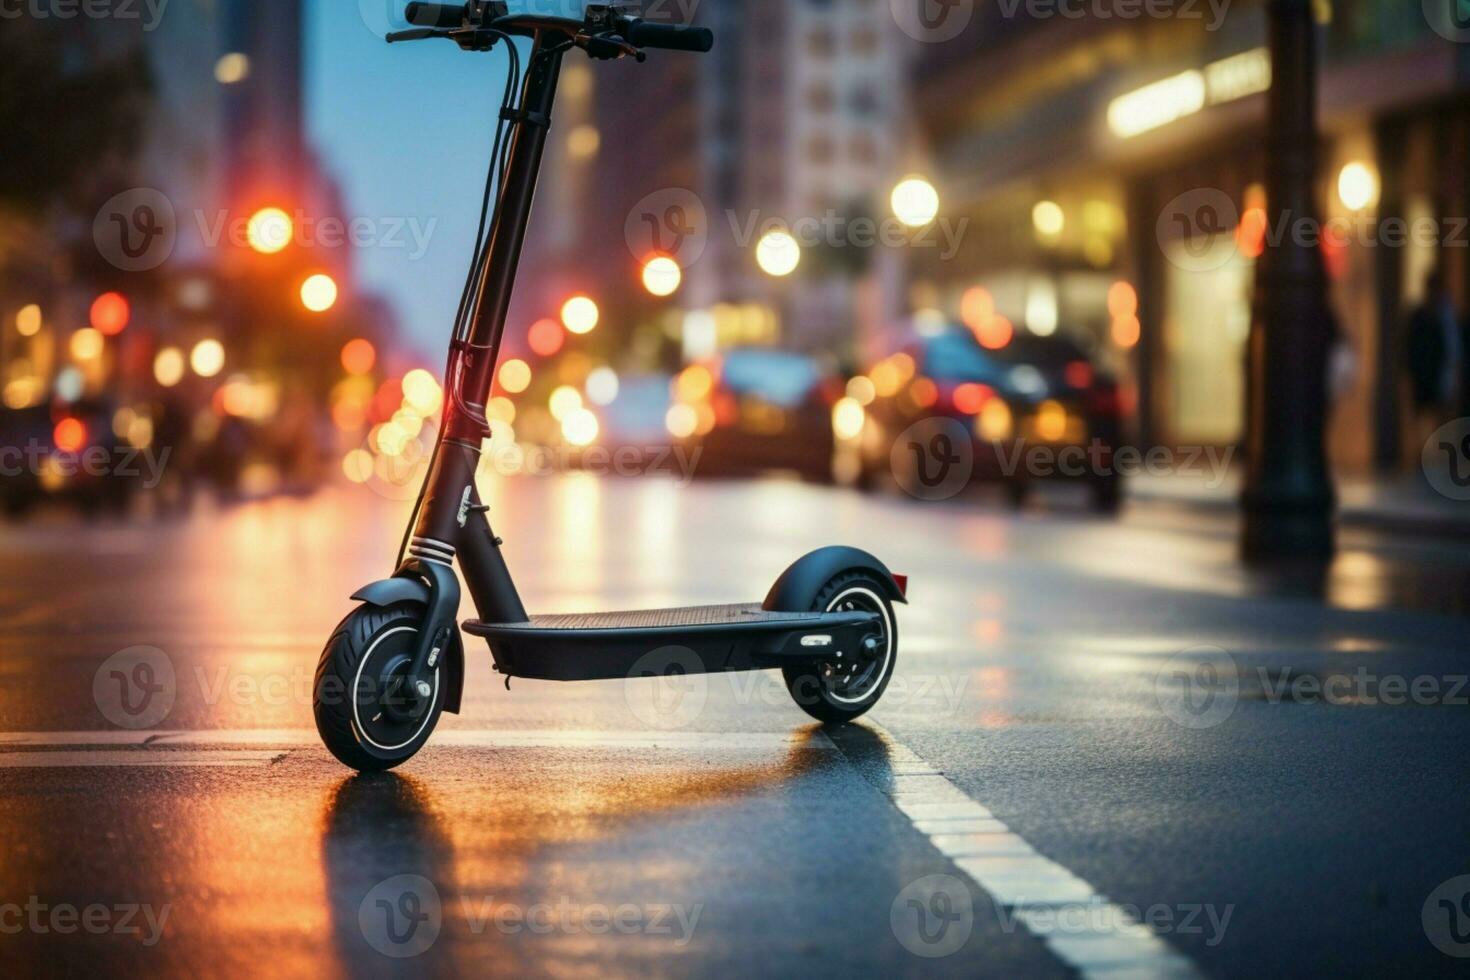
(762, 546, 908, 612)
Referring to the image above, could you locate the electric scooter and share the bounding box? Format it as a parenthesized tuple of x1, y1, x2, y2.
(313, 1, 910, 772)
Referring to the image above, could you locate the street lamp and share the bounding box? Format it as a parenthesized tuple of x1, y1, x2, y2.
(190, 339, 225, 378)
(755, 230, 801, 277)
(891, 177, 939, 228)
(246, 207, 293, 255)
(300, 273, 339, 313)
(641, 256, 682, 297)
(561, 295, 600, 335)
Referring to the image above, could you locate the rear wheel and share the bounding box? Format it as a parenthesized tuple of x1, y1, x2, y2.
(313, 602, 443, 772)
(783, 571, 898, 724)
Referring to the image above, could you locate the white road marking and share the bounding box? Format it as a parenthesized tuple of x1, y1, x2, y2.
(0, 750, 287, 768)
(851, 724, 1203, 979)
(0, 730, 832, 750)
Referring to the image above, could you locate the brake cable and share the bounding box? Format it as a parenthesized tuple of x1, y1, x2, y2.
(396, 29, 523, 570)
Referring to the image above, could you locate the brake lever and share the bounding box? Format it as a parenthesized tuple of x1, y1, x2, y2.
(579, 31, 644, 62)
(386, 28, 446, 43)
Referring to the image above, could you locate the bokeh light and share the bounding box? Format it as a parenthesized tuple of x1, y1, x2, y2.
(891, 176, 940, 227)
(15, 303, 42, 337)
(561, 295, 600, 335)
(190, 339, 225, 378)
(246, 207, 293, 254)
(528, 318, 565, 357)
(154, 347, 185, 387)
(755, 230, 801, 277)
(499, 359, 532, 394)
(90, 292, 130, 335)
(340, 338, 376, 375)
(300, 274, 339, 313)
(642, 256, 682, 297)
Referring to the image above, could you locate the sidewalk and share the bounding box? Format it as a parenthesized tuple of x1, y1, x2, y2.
(1127, 468, 1470, 537)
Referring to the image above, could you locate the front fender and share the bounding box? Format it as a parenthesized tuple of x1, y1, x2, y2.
(762, 546, 908, 612)
(349, 575, 466, 715)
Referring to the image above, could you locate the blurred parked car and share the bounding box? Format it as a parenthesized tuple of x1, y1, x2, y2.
(0, 400, 137, 516)
(838, 326, 1126, 511)
(668, 348, 842, 483)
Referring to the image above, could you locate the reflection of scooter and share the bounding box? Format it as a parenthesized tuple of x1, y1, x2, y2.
(313, 2, 908, 772)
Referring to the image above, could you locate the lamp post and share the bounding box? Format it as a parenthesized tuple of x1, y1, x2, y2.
(1240, 0, 1335, 561)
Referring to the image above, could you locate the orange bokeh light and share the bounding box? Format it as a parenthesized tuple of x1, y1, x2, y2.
(1106, 281, 1138, 319)
(976, 315, 1014, 350)
(953, 382, 993, 415)
(960, 287, 994, 331)
(527, 317, 565, 357)
(340, 338, 376, 375)
(1111, 315, 1141, 348)
(53, 418, 87, 453)
(90, 292, 130, 336)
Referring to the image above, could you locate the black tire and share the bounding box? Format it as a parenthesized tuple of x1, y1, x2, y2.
(782, 571, 899, 724)
(313, 602, 444, 772)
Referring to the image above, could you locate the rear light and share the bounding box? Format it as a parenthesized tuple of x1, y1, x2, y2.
(892, 573, 908, 598)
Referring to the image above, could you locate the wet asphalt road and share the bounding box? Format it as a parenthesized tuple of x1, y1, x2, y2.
(2, 475, 1469, 978)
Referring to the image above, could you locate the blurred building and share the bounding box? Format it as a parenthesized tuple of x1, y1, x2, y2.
(525, 0, 913, 370)
(910, 0, 1470, 473)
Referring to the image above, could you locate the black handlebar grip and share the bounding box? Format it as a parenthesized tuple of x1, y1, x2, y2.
(405, 2, 466, 28)
(624, 21, 715, 53)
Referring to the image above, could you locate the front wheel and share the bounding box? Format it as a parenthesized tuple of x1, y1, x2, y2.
(313, 602, 444, 772)
(783, 571, 899, 724)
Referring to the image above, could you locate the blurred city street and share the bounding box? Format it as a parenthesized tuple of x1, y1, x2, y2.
(7, 1, 1470, 977)
(2, 474, 1469, 977)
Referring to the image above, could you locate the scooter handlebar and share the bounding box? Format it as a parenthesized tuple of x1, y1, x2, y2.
(621, 19, 714, 53)
(405, 2, 466, 28)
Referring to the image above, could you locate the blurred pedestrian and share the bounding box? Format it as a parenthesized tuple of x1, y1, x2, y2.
(1405, 270, 1462, 435)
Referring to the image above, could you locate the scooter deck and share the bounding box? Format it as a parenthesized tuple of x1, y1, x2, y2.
(463, 602, 878, 681)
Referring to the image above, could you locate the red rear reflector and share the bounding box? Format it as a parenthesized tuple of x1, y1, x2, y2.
(892, 574, 908, 597)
